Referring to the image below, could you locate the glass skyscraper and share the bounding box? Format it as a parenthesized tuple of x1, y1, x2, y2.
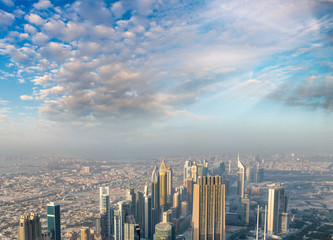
(47, 202, 61, 240)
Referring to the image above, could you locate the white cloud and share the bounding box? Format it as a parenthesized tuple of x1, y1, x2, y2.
(38, 86, 64, 99)
(32, 32, 49, 44)
(40, 42, 72, 62)
(25, 13, 45, 26)
(20, 95, 34, 101)
(0, 9, 15, 27)
(111, 1, 126, 19)
(1, 0, 14, 6)
(33, 0, 53, 9)
(24, 24, 38, 34)
(32, 75, 52, 87)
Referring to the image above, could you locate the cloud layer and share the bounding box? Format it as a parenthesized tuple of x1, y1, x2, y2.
(0, 0, 332, 155)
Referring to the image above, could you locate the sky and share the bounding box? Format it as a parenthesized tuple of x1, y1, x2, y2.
(0, 0, 333, 157)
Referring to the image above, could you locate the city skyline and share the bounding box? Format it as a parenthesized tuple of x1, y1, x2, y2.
(0, 0, 333, 156)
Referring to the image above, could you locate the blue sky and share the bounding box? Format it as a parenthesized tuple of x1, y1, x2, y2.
(0, 0, 333, 156)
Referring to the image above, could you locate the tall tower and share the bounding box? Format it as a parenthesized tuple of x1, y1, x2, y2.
(114, 200, 132, 240)
(237, 154, 246, 198)
(166, 167, 173, 205)
(126, 188, 136, 216)
(18, 215, 29, 240)
(191, 160, 198, 183)
(267, 186, 288, 234)
(94, 214, 102, 240)
(159, 160, 168, 208)
(192, 176, 225, 240)
(18, 214, 42, 240)
(47, 202, 61, 240)
(151, 166, 160, 209)
(100, 186, 111, 240)
(184, 160, 192, 186)
(80, 227, 90, 240)
(144, 192, 152, 240)
(186, 178, 193, 215)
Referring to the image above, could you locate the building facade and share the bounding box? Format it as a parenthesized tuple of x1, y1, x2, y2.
(47, 202, 61, 240)
(192, 176, 225, 240)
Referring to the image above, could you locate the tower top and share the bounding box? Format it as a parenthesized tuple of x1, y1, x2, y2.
(160, 159, 167, 172)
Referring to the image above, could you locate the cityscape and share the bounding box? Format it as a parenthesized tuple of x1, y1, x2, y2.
(1, 0, 333, 240)
(1, 152, 333, 239)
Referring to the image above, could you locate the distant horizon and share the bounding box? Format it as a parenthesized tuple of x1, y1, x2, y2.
(0, 0, 332, 156)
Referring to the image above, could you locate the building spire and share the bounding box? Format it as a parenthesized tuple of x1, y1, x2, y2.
(160, 159, 167, 172)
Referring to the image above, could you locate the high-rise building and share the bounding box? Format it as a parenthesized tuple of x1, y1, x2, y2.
(94, 214, 102, 240)
(256, 163, 264, 183)
(191, 160, 198, 183)
(124, 215, 140, 240)
(192, 176, 225, 240)
(126, 189, 136, 216)
(160, 160, 168, 207)
(237, 154, 246, 198)
(163, 210, 173, 222)
(241, 196, 250, 226)
(167, 167, 173, 205)
(173, 191, 180, 218)
(135, 191, 144, 233)
(222, 173, 229, 197)
(80, 227, 90, 240)
(114, 200, 132, 240)
(18, 213, 42, 240)
(267, 186, 288, 234)
(100, 186, 111, 239)
(280, 212, 289, 234)
(144, 194, 152, 240)
(213, 162, 225, 177)
(151, 166, 160, 209)
(47, 202, 61, 240)
(155, 222, 176, 240)
(246, 167, 256, 182)
(183, 160, 192, 186)
(186, 178, 193, 214)
(180, 201, 188, 218)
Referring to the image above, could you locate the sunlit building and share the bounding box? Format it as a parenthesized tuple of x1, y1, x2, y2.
(192, 176, 225, 240)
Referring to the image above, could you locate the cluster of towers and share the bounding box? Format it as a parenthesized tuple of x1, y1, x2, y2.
(18, 202, 60, 240)
(18, 154, 289, 240)
(95, 159, 179, 240)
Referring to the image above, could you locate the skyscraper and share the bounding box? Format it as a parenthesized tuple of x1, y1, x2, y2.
(114, 200, 132, 240)
(166, 167, 173, 205)
(18, 213, 42, 240)
(191, 160, 198, 183)
(151, 166, 160, 209)
(94, 214, 102, 240)
(124, 215, 140, 240)
(237, 154, 246, 198)
(192, 176, 225, 240)
(160, 160, 168, 207)
(173, 191, 180, 218)
(135, 191, 144, 233)
(47, 202, 61, 240)
(80, 227, 90, 240)
(267, 186, 288, 234)
(155, 222, 176, 240)
(126, 189, 136, 216)
(213, 162, 225, 177)
(183, 160, 192, 186)
(256, 163, 264, 183)
(100, 186, 111, 239)
(186, 178, 193, 215)
(144, 193, 152, 240)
